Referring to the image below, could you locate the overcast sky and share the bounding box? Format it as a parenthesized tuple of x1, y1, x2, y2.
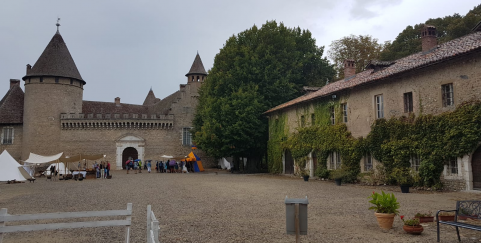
(0, 0, 479, 105)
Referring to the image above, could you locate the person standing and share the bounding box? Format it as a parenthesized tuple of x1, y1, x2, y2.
(155, 161, 159, 173)
(147, 160, 151, 173)
(104, 162, 108, 178)
(99, 162, 104, 179)
(106, 161, 111, 177)
(94, 162, 99, 178)
(138, 160, 142, 173)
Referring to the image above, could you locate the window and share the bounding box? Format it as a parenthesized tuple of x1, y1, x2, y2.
(447, 158, 458, 175)
(375, 95, 384, 118)
(364, 154, 373, 171)
(330, 106, 335, 125)
(70, 79, 73, 85)
(341, 103, 348, 123)
(87, 114, 94, 119)
(55, 77, 59, 83)
(96, 114, 102, 119)
(403, 92, 413, 113)
(329, 151, 341, 170)
(132, 114, 138, 119)
(142, 114, 147, 119)
(114, 114, 120, 119)
(1, 127, 13, 144)
(411, 155, 421, 172)
(311, 113, 315, 125)
(105, 114, 111, 119)
(442, 83, 454, 107)
(182, 128, 192, 146)
(151, 114, 157, 119)
(300, 115, 305, 127)
(123, 114, 129, 119)
(40, 77, 43, 83)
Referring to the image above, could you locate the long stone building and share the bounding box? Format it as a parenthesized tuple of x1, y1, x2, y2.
(264, 25, 481, 191)
(0, 26, 212, 169)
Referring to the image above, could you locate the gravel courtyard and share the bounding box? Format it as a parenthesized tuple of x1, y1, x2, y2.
(0, 169, 480, 243)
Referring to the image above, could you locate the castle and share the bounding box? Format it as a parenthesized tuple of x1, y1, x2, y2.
(0, 25, 212, 170)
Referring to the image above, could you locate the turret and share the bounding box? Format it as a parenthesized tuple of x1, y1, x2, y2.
(185, 52, 207, 83)
(21, 21, 85, 159)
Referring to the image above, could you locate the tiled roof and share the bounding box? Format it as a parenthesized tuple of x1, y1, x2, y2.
(264, 32, 481, 114)
(0, 85, 24, 124)
(82, 101, 148, 115)
(22, 32, 85, 84)
(185, 53, 207, 76)
(303, 86, 322, 92)
(143, 89, 157, 106)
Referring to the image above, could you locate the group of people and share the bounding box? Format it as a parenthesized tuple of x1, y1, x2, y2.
(125, 159, 152, 174)
(155, 160, 194, 173)
(93, 161, 111, 178)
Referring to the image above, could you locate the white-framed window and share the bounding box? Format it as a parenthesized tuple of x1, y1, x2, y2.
(364, 154, 373, 171)
(182, 127, 192, 146)
(375, 95, 384, 118)
(441, 83, 454, 107)
(330, 106, 335, 125)
(341, 103, 348, 123)
(1, 127, 14, 145)
(446, 157, 458, 175)
(329, 151, 341, 170)
(411, 155, 421, 172)
(403, 92, 413, 113)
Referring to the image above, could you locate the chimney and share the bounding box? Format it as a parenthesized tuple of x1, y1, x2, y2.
(344, 59, 356, 78)
(10, 79, 20, 89)
(421, 25, 437, 52)
(26, 64, 32, 75)
(115, 97, 120, 106)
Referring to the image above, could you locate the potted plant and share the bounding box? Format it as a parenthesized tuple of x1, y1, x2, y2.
(331, 168, 347, 186)
(368, 191, 400, 230)
(438, 212, 455, 221)
(300, 168, 310, 181)
(414, 211, 434, 223)
(390, 167, 418, 193)
(401, 215, 424, 234)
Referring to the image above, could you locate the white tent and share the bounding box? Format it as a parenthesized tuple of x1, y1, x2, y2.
(0, 150, 27, 181)
(23, 152, 63, 165)
(218, 157, 232, 170)
(45, 162, 71, 175)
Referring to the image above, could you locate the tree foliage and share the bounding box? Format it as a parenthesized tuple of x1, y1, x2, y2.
(192, 21, 336, 163)
(327, 35, 387, 79)
(380, 4, 480, 61)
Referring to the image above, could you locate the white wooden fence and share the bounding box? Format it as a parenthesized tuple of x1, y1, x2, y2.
(0, 203, 132, 243)
(146, 205, 160, 243)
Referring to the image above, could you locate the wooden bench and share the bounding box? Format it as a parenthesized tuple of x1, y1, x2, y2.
(27, 178, 36, 183)
(436, 200, 481, 242)
(0, 203, 132, 243)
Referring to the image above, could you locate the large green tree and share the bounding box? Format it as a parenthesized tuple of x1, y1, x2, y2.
(380, 4, 480, 61)
(327, 35, 387, 80)
(192, 21, 336, 170)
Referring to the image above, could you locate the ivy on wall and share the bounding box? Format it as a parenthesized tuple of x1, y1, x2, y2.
(267, 99, 480, 187)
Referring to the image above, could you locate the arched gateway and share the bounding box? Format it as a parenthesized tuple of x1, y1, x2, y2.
(116, 135, 145, 170)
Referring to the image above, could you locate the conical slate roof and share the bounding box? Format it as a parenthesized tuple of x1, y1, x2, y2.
(22, 31, 85, 84)
(143, 88, 157, 106)
(185, 53, 207, 76)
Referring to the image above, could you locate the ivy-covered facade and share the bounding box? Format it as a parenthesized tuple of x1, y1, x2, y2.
(265, 27, 481, 190)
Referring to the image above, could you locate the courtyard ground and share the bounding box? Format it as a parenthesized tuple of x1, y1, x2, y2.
(0, 169, 480, 243)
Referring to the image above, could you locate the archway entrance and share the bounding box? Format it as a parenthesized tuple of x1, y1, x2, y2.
(122, 147, 138, 169)
(471, 146, 480, 190)
(285, 150, 294, 175)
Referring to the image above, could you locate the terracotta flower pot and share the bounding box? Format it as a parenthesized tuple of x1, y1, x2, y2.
(374, 212, 395, 230)
(403, 225, 424, 234)
(438, 215, 455, 221)
(415, 216, 434, 223)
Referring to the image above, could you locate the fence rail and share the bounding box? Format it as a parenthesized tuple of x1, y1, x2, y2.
(146, 205, 160, 243)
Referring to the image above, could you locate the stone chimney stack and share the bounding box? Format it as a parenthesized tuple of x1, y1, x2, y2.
(10, 79, 20, 89)
(26, 64, 32, 75)
(421, 25, 437, 52)
(115, 97, 120, 106)
(344, 59, 356, 78)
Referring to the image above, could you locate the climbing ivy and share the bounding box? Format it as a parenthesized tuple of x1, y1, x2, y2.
(268, 99, 480, 187)
(267, 114, 288, 173)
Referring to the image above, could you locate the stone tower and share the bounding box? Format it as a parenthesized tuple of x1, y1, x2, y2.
(21, 25, 85, 159)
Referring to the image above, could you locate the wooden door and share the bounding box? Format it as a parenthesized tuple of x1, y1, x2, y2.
(122, 147, 138, 169)
(312, 153, 318, 175)
(471, 146, 481, 189)
(285, 150, 294, 175)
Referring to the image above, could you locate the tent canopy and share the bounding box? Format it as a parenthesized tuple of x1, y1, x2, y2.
(23, 152, 63, 165)
(188, 151, 204, 172)
(0, 150, 27, 181)
(60, 154, 105, 162)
